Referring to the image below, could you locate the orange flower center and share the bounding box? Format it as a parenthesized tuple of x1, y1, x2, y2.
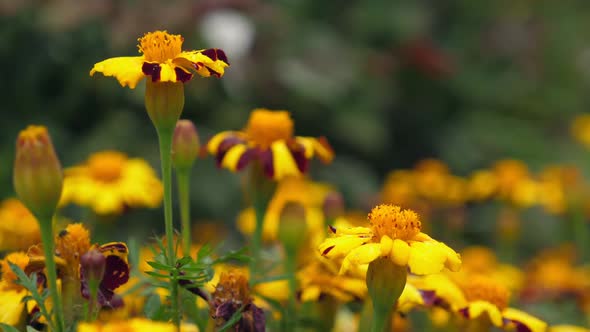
(212, 270, 251, 305)
(55, 223, 91, 267)
(1, 252, 29, 289)
(461, 276, 510, 310)
(88, 151, 126, 183)
(368, 204, 421, 241)
(138, 30, 183, 63)
(244, 109, 294, 148)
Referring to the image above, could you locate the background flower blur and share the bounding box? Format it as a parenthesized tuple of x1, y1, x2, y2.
(2, 0, 590, 328)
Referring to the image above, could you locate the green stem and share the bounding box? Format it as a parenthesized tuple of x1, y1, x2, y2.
(38, 216, 65, 332)
(371, 306, 391, 332)
(177, 170, 192, 256)
(285, 250, 298, 331)
(250, 198, 265, 279)
(571, 208, 589, 263)
(156, 128, 181, 329)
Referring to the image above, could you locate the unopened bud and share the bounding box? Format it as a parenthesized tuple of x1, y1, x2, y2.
(277, 202, 307, 253)
(13, 125, 63, 219)
(145, 81, 185, 132)
(81, 249, 106, 282)
(172, 119, 200, 170)
(322, 192, 344, 220)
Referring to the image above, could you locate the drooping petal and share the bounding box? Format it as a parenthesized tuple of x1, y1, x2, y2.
(270, 141, 301, 180)
(90, 56, 145, 89)
(410, 274, 467, 310)
(397, 283, 425, 314)
(207, 132, 241, 154)
(318, 236, 367, 258)
(339, 243, 382, 275)
(407, 240, 452, 275)
(460, 301, 504, 327)
(175, 49, 230, 78)
(502, 308, 547, 332)
(300, 285, 321, 302)
(221, 144, 248, 171)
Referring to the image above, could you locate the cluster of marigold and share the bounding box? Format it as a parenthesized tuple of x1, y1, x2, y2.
(0, 29, 588, 332)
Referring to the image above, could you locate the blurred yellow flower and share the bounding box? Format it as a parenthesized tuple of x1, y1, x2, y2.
(0, 198, 40, 251)
(0, 252, 31, 327)
(60, 151, 163, 215)
(90, 30, 229, 89)
(237, 177, 332, 243)
(571, 114, 590, 148)
(550, 326, 590, 332)
(207, 109, 334, 180)
(318, 204, 461, 275)
(77, 318, 198, 332)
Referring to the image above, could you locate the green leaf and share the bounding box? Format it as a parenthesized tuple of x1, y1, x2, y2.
(146, 260, 173, 271)
(143, 293, 162, 319)
(0, 323, 21, 332)
(218, 305, 245, 332)
(176, 256, 193, 267)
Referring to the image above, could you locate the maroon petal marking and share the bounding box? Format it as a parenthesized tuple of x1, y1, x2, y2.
(260, 149, 275, 178)
(175, 67, 193, 83)
(142, 62, 161, 82)
(503, 318, 533, 332)
(216, 49, 229, 65)
(100, 255, 130, 291)
(215, 136, 244, 167)
(419, 290, 437, 307)
(201, 48, 218, 61)
(458, 307, 470, 318)
(322, 245, 335, 256)
(328, 225, 336, 234)
(290, 147, 309, 174)
(205, 66, 221, 78)
(236, 148, 257, 171)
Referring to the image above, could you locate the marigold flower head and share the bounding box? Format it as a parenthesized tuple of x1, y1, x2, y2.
(90, 30, 229, 89)
(60, 150, 163, 215)
(318, 204, 461, 275)
(0, 198, 41, 251)
(210, 270, 265, 332)
(207, 108, 334, 180)
(55, 223, 91, 269)
(77, 318, 198, 332)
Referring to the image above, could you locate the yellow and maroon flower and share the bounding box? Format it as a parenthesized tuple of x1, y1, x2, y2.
(207, 109, 334, 180)
(90, 30, 229, 89)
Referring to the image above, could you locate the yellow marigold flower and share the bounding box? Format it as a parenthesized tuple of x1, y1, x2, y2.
(237, 177, 332, 243)
(0, 252, 29, 289)
(571, 114, 590, 148)
(60, 150, 163, 215)
(451, 246, 524, 293)
(457, 276, 547, 332)
(467, 169, 497, 201)
(90, 30, 229, 89)
(298, 254, 367, 303)
(492, 159, 539, 207)
(318, 204, 461, 275)
(0, 198, 40, 251)
(0, 252, 30, 327)
(207, 109, 334, 180)
(77, 318, 198, 332)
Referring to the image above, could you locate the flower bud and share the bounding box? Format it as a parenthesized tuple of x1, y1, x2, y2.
(80, 249, 106, 282)
(277, 202, 307, 254)
(145, 81, 185, 132)
(322, 191, 344, 220)
(172, 119, 200, 170)
(13, 125, 63, 219)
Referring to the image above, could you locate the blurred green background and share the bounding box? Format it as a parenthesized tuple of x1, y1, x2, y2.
(2, 0, 590, 238)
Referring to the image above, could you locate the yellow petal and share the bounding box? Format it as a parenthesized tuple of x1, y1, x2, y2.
(407, 241, 450, 275)
(397, 283, 424, 314)
(221, 144, 248, 171)
(271, 141, 300, 180)
(549, 326, 590, 332)
(465, 301, 503, 327)
(90, 56, 145, 89)
(0, 287, 26, 326)
(391, 239, 411, 266)
(318, 236, 367, 258)
(339, 243, 382, 275)
(380, 235, 393, 257)
(175, 50, 229, 77)
(300, 285, 321, 302)
(502, 307, 548, 332)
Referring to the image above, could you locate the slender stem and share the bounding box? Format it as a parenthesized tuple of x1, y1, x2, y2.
(571, 208, 589, 263)
(38, 216, 65, 332)
(285, 250, 298, 331)
(371, 306, 391, 332)
(177, 170, 192, 256)
(156, 128, 181, 329)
